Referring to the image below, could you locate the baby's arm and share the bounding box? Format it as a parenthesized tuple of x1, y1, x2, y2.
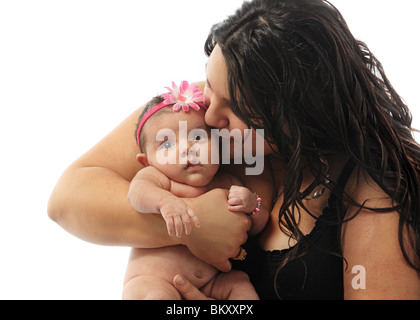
(226, 176, 270, 235)
(128, 166, 200, 237)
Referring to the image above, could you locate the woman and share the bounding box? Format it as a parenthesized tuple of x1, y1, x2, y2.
(48, 0, 420, 299)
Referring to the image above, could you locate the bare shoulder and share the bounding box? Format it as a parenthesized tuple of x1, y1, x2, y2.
(342, 168, 420, 299)
(134, 166, 171, 190)
(345, 167, 394, 208)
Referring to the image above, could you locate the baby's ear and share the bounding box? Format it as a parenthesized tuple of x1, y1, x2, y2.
(136, 153, 149, 167)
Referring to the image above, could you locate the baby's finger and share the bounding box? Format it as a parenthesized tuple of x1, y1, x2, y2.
(174, 216, 183, 238)
(228, 188, 240, 199)
(182, 213, 192, 236)
(228, 205, 246, 212)
(228, 188, 240, 197)
(165, 218, 175, 237)
(187, 208, 201, 229)
(227, 197, 242, 206)
(229, 185, 241, 192)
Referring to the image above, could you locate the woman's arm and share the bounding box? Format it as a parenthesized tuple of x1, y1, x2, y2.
(47, 106, 250, 271)
(342, 172, 420, 299)
(342, 209, 420, 299)
(47, 107, 158, 247)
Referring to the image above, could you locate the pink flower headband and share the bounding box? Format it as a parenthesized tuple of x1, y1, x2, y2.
(136, 81, 207, 146)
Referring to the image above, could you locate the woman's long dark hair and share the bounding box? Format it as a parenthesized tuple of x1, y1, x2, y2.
(205, 0, 420, 279)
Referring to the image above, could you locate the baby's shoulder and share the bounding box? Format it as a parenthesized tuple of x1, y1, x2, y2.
(134, 166, 171, 189)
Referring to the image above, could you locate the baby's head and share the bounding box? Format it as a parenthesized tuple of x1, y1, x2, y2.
(136, 95, 170, 153)
(135, 81, 220, 187)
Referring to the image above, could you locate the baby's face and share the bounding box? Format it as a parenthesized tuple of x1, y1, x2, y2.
(143, 109, 220, 187)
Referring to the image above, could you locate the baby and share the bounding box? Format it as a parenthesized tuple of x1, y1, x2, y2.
(123, 81, 269, 300)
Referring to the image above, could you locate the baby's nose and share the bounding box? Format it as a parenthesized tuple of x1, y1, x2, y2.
(179, 141, 194, 158)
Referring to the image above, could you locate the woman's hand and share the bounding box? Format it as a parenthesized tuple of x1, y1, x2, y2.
(173, 274, 214, 300)
(174, 271, 260, 300)
(182, 188, 251, 272)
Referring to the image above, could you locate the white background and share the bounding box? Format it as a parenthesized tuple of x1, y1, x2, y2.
(0, 0, 418, 300)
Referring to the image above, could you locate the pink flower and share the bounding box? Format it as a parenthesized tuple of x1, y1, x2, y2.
(162, 81, 206, 112)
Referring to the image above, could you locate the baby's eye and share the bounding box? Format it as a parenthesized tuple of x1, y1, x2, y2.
(190, 131, 208, 143)
(192, 134, 203, 141)
(160, 141, 175, 150)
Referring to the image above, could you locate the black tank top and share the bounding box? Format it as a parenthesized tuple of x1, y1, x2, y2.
(233, 161, 355, 300)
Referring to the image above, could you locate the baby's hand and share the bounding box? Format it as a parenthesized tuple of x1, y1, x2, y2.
(159, 197, 200, 238)
(228, 185, 259, 214)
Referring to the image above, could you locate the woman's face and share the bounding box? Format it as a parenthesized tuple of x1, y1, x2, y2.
(204, 44, 275, 158)
(204, 45, 247, 133)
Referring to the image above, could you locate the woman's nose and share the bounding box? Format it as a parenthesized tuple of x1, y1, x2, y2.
(204, 105, 229, 129)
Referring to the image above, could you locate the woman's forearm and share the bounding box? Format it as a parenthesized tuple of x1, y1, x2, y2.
(47, 164, 180, 248)
(48, 164, 251, 271)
